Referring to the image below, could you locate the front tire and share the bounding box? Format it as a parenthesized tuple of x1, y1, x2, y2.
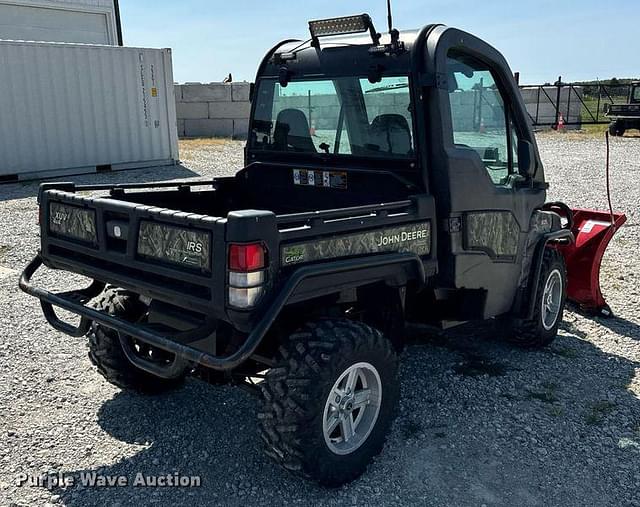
(87, 287, 185, 394)
(258, 320, 399, 486)
(503, 249, 567, 348)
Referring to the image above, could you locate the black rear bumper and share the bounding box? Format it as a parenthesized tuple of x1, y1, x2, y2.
(20, 252, 427, 377)
(20, 255, 258, 376)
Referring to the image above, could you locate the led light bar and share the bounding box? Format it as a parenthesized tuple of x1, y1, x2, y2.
(308, 13, 381, 47)
(309, 14, 371, 38)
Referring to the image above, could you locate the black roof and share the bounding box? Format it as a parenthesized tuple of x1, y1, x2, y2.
(259, 28, 427, 79)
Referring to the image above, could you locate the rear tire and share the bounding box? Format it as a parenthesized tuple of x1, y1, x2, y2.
(503, 249, 566, 348)
(258, 319, 399, 486)
(87, 287, 185, 394)
(608, 121, 625, 137)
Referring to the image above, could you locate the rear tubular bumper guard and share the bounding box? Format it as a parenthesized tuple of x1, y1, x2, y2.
(20, 252, 425, 376)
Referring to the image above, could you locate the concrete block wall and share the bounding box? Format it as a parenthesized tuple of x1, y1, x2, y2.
(174, 82, 251, 139)
(175, 83, 584, 139)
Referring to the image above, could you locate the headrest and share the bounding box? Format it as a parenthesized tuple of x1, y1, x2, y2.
(274, 109, 317, 152)
(369, 114, 412, 155)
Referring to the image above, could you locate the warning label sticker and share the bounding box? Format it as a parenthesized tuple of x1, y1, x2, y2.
(292, 169, 347, 190)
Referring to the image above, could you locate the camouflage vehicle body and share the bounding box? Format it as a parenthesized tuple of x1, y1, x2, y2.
(20, 17, 576, 485)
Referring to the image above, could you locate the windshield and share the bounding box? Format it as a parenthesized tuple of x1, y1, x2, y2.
(632, 85, 640, 103)
(250, 76, 415, 159)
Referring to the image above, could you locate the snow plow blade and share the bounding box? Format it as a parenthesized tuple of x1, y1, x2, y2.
(557, 208, 627, 317)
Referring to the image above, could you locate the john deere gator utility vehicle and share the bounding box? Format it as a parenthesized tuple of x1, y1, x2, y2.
(20, 12, 626, 485)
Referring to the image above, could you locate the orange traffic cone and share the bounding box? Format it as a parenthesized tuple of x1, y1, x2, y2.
(310, 120, 317, 137)
(556, 113, 565, 131)
(478, 118, 486, 133)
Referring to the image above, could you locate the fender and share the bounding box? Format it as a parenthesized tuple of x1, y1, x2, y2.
(284, 252, 429, 305)
(523, 229, 573, 320)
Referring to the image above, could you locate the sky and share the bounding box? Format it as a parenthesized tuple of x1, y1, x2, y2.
(119, 0, 639, 85)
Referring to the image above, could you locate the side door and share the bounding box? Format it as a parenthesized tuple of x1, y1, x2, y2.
(433, 45, 545, 318)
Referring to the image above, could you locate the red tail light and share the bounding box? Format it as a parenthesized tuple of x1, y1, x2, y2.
(228, 243, 265, 272)
(228, 243, 267, 308)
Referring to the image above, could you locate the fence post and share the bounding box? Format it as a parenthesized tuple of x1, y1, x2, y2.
(477, 76, 484, 131)
(554, 75, 562, 129)
(567, 85, 572, 125)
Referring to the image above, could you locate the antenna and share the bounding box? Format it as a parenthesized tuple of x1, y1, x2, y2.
(386, 0, 400, 46)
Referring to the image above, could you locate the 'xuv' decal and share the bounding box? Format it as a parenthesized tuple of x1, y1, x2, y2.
(281, 222, 430, 266)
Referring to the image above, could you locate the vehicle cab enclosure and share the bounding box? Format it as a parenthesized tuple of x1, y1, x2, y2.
(21, 18, 564, 378)
(246, 22, 551, 322)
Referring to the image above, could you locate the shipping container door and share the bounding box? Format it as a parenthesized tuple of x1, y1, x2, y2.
(0, 4, 112, 44)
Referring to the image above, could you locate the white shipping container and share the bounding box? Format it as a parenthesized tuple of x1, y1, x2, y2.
(0, 40, 179, 181)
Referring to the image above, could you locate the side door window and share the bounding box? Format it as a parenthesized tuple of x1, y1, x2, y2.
(446, 50, 518, 186)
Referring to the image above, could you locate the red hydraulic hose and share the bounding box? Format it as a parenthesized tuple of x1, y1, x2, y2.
(605, 131, 616, 229)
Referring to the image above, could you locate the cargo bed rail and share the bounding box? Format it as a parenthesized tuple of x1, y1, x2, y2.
(40, 178, 221, 194)
(276, 197, 432, 239)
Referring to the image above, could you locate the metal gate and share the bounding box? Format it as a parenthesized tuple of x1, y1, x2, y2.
(519, 77, 632, 127)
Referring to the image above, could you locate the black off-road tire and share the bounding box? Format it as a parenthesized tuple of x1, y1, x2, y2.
(503, 249, 567, 348)
(87, 287, 185, 394)
(608, 121, 625, 137)
(608, 121, 617, 136)
(258, 319, 399, 486)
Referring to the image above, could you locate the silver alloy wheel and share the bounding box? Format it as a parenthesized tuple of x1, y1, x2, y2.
(322, 362, 382, 456)
(542, 269, 563, 330)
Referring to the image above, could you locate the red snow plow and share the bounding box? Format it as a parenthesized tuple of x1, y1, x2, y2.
(554, 132, 627, 317)
(556, 208, 627, 317)
(545, 132, 627, 318)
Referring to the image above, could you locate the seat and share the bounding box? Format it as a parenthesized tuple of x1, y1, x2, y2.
(369, 114, 412, 155)
(273, 109, 317, 152)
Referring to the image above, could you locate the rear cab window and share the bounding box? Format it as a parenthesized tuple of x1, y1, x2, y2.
(250, 76, 415, 159)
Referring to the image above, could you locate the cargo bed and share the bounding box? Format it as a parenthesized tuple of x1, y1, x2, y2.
(37, 171, 435, 329)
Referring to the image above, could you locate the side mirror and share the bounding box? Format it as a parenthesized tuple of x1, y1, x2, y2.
(249, 82, 255, 103)
(518, 139, 536, 178)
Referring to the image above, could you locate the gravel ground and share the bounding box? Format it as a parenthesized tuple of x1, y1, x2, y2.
(0, 135, 638, 506)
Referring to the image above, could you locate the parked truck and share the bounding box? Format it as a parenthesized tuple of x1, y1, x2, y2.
(20, 14, 624, 485)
